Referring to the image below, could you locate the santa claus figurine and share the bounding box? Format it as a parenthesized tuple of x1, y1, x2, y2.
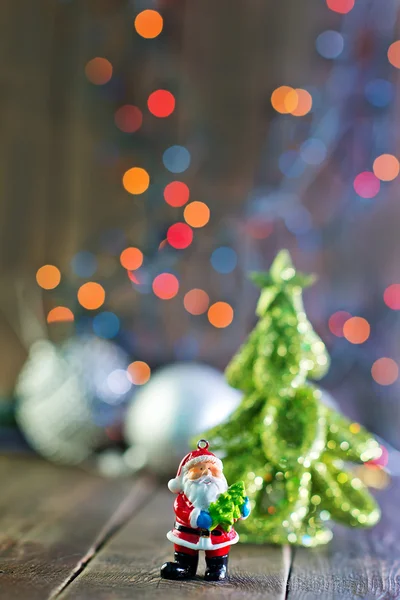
(160, 439, 251, 582)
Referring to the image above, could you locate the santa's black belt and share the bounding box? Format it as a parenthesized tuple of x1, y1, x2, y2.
(176, 525, 222, 537)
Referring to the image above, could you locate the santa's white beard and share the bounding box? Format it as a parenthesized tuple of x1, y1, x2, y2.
(183, 473, 228, 510)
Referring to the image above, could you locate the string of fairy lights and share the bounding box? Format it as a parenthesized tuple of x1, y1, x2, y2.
(34, 0, 400, 395)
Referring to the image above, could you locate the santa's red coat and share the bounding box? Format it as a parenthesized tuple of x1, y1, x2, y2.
(166, 492, 239, 551)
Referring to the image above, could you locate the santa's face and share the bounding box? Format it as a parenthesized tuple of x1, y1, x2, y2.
(182, 460, 228, 509)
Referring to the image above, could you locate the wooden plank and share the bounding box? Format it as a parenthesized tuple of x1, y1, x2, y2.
(61, 488, 291, 600)
(287, 481, 400, 599)
(0, 455, 153, 600)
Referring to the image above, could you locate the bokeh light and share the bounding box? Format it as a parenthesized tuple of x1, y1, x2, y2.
(107, 370, 132, 397)
(271, 86, 297, 114)
(343, 317, 370, 344)
(152, 273, 179, 299)
(36, 265, 61, 290)
(208, 302, 234, 328)
(134, 10, 163, 39)
(120, 247, 143, 270)
(163, 146, 191, 173)
(211, 247, 237, 274)
(316, 30, 344, 59)
(365, 79, 393, 108)
(47, 307, 74, 324)
(246, 219, 273, 239)
(353, 171, 380, 198)
(383, 283, 400, 309)
(328, 311, 351, 337)
(184, 289, 210, 315)
(114, 105, 143, 133)
(147, 90, 175, 117)
(183, 201, 210, 228)
(291, 89, 312, 117)
(85, 57, 113, 85)
(122, 167, 150, 195)
(93, 312, 120, 339)
(326, 0, 354, 14)
(388, 40, 400, 69)
(71, 251, 97, 278)
(279, 151, 305, 178)
(127, 361, 151, 385)
(77, 282, 105, 310)
(300, 139, 327, 165)
(164, 181, 190, 207)
(372, 154, 399, 182)
(167, 223, 193, 249)
(371, 358, 399, 386)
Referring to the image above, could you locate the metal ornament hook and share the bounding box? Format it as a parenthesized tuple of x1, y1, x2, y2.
(197, 439, 209, 450)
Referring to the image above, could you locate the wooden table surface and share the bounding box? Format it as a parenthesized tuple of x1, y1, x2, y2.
(0, 455, 398, 600)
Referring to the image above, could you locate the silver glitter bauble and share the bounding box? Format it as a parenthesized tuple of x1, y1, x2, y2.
(124, 362, 242, 476)
(15, 336, 130, 465)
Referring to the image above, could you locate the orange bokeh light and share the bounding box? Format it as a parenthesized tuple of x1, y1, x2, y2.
(85, 57, 113, 85)
(36, 265, 61, 290)
(183, 202, 210, 228)
(184, 289, 210, 315)
(120, 247, 143, 270)
(134, 10, 163, 39)
(291, 89, 312, 117)
(122, 167, 150, 195)
(77, 282, 105, 310)
(373, 154, 399, 182)
(152, 273, 179, 300)
(371, 358, 399, 386)
(208, 302, 234, 328)
(271, 86, 296, 114)
(388, 40, 400, 69)
(47, 307, 74, 324)
(343, 317, 370, 344)
(127, 361, 151, 385)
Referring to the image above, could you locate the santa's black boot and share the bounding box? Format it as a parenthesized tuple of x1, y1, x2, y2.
(160, 551, 198, 580)
(204, 555, 229, 582)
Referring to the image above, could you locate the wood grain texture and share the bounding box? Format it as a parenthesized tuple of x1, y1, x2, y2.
(287, 481, 400, 599)
(0, 455, 153, 600)
(60, 488, 291, 600)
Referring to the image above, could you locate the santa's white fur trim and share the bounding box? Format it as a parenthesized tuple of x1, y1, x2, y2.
(168, 477, 182, 493)
(190, 507, 202, 528)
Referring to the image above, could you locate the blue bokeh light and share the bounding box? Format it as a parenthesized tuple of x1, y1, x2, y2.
(365, 79, 393, 108)
(210, 247, 237, 274)
(163, 145, 191, 173)
(93, 312, 120, 339)
(279, 151, 305, 179)
(71, 251, 97, 278)
(316, 30, 344, 60)
(300, 139, 327, 166)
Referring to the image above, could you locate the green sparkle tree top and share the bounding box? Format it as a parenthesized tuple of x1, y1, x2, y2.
(201, 250, 382, 547)
(209, 481, 246, 531)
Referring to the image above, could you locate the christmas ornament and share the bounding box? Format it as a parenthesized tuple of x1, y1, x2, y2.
(160, 439, 251, 582)
(15, 336, 130, 465)
(124, 363, 241, 475)
(200, 250, 382, 547)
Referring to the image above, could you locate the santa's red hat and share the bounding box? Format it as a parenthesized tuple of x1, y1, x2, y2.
(168, 440, 223, 493)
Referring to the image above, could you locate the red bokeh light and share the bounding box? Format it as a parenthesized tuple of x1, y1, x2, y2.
(328, 311, 352, 337)
(115, 105, 143, 133)
(152, 273, 179, 299)
(326, 0, 355, 14)
(384, 284, 400, 310)
(164, 181, 190, 207)
(148, 90, 175, 118)
(353, 171, 380, 199)
(167, 223, 193, 249)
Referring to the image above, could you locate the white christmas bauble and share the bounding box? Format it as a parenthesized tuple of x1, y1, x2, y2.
(124, 362, 241, 475)
(15, 336, 130, 465)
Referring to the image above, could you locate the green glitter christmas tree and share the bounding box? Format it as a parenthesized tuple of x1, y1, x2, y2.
(209, 481, 246, 531)
(202, 250, 382, 547)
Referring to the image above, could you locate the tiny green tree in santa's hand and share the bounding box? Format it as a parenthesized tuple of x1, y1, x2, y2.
(200, 250, 382, 547)
(209, 481, 246, 531)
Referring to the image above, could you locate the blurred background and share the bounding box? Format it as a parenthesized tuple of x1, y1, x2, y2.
(0, 0, 399, 479)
